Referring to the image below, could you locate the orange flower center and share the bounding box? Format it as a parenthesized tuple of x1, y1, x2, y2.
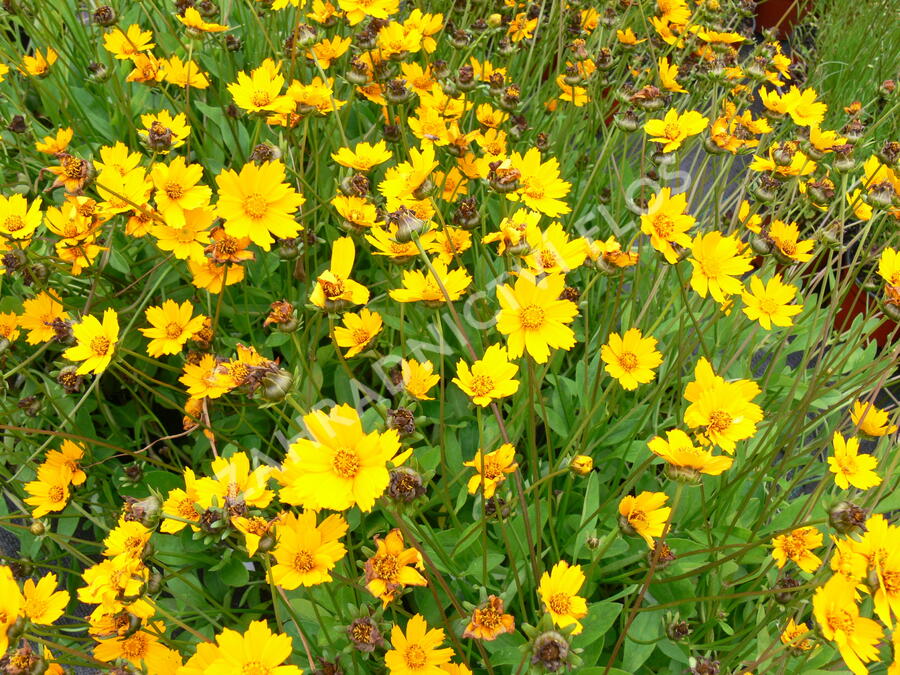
(241, 661, 272, 675)
(826, 609, 855, 635)
(372, 553, 400, 581)
(292, 550, 315, 573)
(48, 485, 66, 503)
(23, 596, 48, 619)
(177, 496, 199, 520)
(758, 297, 779, 315)
(519, 304, 545, 330)
(90, 336, 111, 357)
(617, 352, 638, 372)
(548, 592, 572, 615)
(469, 374, 495, 397)
(251, 91, 272, 108)
(321, 278, 345, 299)
(352, 328, 371, 345)
(4, 215, 25, 232)
(707, 409, 732, 433)
(124, 535, 146, 556)
(243, 193, 269, 220)
(882, 570, 900, 594)
(165, 182, 184, 200)
(778, 239, 797, 256)
(474, 606, 503, 629)
(539, 249, 557, 270)
(332, 447, 360, 479)
(120, 632, 150, 660)
(663, 123, 682, 140)
(63, 156, 84, 179)
(165, 322, 183, 338)
(481, 457, 505, 481)
(652, 214, 674, 238)
(404, 644, 427, 669)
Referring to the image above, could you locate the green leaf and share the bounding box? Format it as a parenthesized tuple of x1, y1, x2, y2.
(219, 556, 251, 587)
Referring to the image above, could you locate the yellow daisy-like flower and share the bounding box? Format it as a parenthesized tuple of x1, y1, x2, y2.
(688, 231, 753, 303)
(102, 24, 154, 59)
(227, 59, 293, 115)
(364, 529, 427, 607)
(278, 403, 401, 511)
(162, 54, 210, 89)
(310, 236, 370, 310)
(813, 576, 883, 675)
(878, 247, 900, 287)
(151, 206, 214, 262)
(618, 491, 671, 548)
(160, 468, 203, 534)
(24, 469, 71, 518)
(683, 358, 763, 453)
(20, 47, 57, 77)
(0, 567, 23, 654)
(35, 127, 73, 155)
(0, 312, 19, 344)
(44, 440, 87, 486)
(644, 108, 709, 153)
(647, 428, 733, 479)
(522, 221, 587, 274)
(401, 358, 440, 400)
(196, 451, 274, 510)
(94, 622, 180, 674)
(177, 6, 228, 32)
(780, 617, 815, 652)
(464, 444, 517, 499)
(139, 299, 206, 357)
(463, 595, 516, 641)
(495, 272, 578, 364)
(538, 561, 588, 634)
(215, 160, 305, 250)
(741, 274, 803, 330)
(385, 614, 454, 675)
(452, 344, 520, 406)
(334, 308, 383, 357)
(507, 148, 572, 217)
(102, 518, 151, 561)
(851, 400, 897, 437)
(307, 35, 352, 68)
(0, 193, 43, 241)
(658, 56, 686, 93)
(63, 308, 119, 375)
(333, 195, 380, 231)
(140, 110, 191, 150)
(772, 526, 823, 573)
(640, 188, 695, 264)
(768, 220, 815, 263)
(269, 510, 348, 589)
(206, 621, 303, 675)
(389, 261, 472, 305)
(601, 328, 663, 391)
(179, 353, 236, 400)
(828, 431, 882, 491)
(339, 0, 399, 25)
(150, 157, 212, 229)
(781, 86, 827, 127)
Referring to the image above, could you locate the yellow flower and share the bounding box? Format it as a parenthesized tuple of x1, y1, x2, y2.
(338, 0, 399, 25)
(640, 188, 695, 264)
(771, 526, 822, 573)
(102, 25, 154, 59)
(231, 515, 277, 557)
(334, 308, 383, 357)
(44, 440, 87, 486)
(616, 28, 646, 45)
(379, 143, 438, 203)
(0, 567, 23, 654)
(35, 127, 73, 155)
(538, 561, 588, 634)
(601, 328, 663, 391)
(464, 444, 517, 499)
(781, 86, 827, 127)
(163, 54, 210, 89)
(813, 575, 883, 675)
(522, 221, 587, 274)
(618, 491, 671, 548)
(94, 621, 180, 674)
(851, 400, 897, 437)
(741, 274, 803, 330)
(507, 148, 572, 218)
(658, 56, 686, 93)
(0, 193, 43, 241)
(750, 146, 816, 177)
(377, 21, 424, 57)
(402, 358, 440, 400)
(644, 108, 709, 153)
(150, 157, 212, 229)
(333, 195, 380, 231)
(140, 110, 191, 150)
(507, 12, 538, 41)
(189, 259, 246, 294)
(206, 621, 303, 675)
(179, 353, 235, 400)
(0, 312, 19, 344)
(768, 220, 815, 263)
(688, 231, 753, 302)
(780, 618, 815, 652)
(195, 451, 274, 511)
(139, 299, 206, 357)
(126, 52, 165, 84)
(584, 235, 639, 270)
(364, 529, 427, 607)
(227, 60, 294, 115)
(269, 510, 348, 589)
(151, 206, 214, 261)
(366, 224, 425, 261)
(279, 403, 401, 511)
(495, 272, 578, 364)
(385, 614, 454, 675)
(683, 358, 763, 453)
(389, 261, 472, 305)
(24, 470, 70, 518)
(160, 468, 203, 534)
(647, 429, 733, 479)
(332, 140, 393, 172)
(878, 247, 900, 287)
(452, 344, 520, 406)
(215, 160, 304, 250)
(307, 35, 352, 68)
(463, 595, 515, 641)
(310, 236, 370, 310)
(828, 432, 882, 491)
(424, 226, 472, 265)
(63, 308, 119, 375)
(21, 47, 58, 77)
(177, 6, 228, 32)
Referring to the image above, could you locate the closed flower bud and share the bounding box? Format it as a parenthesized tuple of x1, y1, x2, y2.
(613, 110, 640, 132)
(569, 455, 594, 476)
(530, 631, 573, 672)
(773, 576, 801, 604)
(487, 12, 503, 28)
(124, 495, 163, 529)
(347, 617, 385, 652)
(382, 123, 402, 143)
(388, 467, 426, 503)
(829, 501, 868, 534)
(29, 520, 45, 536)
(750, 232, 773, 255)
(93, 5, 117, 25)
(225, 34, 243, 52)
(146, 568, 164, 595)
(7, 114, 26, 134)
(390, 206, 427, 242)
(260, 368, 293, 402)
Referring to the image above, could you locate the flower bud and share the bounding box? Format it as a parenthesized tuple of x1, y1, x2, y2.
(388, 466, 426, 502)
(348, 617, 385, 653)
(390, 207, 427, 243)
(225, 34, 243, 52)
(487, 13, 503, 28)
(7, 115, 26, 134)
(260, 369, 293, 402)
(773, 576, 801, 604)
(146, 122, 173, 152)
(124, 495, 163, 529)
(569, 455, 593, 476)
(829, 501, 868, 534)
(93, 5, 117, 25)
(531, 631, 575, 672)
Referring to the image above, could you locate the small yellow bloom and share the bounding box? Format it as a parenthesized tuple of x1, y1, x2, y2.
(334, 308, 383, 358)
(102, 25, 154, 59)
(310, 236, 370, 310)
(452, 344, 520, 406)
(851, 400, 897, 437)
(385, 614, 454, 675)
(270, 510, 348, 589)
(538, 561, 588, 634)
(813, 575, 883, 675)
(389, 261, 471, 305)
(640, 188, 695, 264)
(828, 431, 881, 491)
(618, 491, 671, 548)
(332, 140, 393, 172)
(771, 526, 822, 573)
(150, 157, 212, 229)
(63, 308, 119, 375)
(139, 299, 206, 357)
(178, 6, 228, 32)
(464, 444, 517, 499)
(402, 358, 440, 400)
(740, 274, 803, 330)
(658, 57, 686, 93)
(364, 529, 426, 606)
(688, 231, 753, 303)
(644, 108, 709, 153)
(647, 428, 733, 478)
(601, 328, 663, 391)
